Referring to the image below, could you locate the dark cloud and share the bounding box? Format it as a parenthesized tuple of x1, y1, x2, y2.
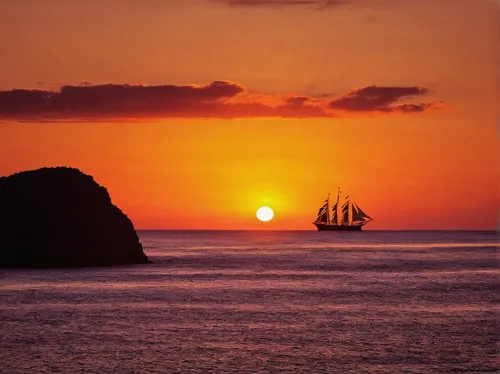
(0, 82, 244, 121)
(396, 103, 439, 113)
(0, 81, 442, 122)
(328, 85, 436, 112)
(284, 96, 311, 107)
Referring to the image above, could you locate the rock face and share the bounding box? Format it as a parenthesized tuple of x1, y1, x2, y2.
(0, 167, 151, 268)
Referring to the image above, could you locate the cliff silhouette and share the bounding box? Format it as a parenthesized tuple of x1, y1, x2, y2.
(0, 167, 151, 267)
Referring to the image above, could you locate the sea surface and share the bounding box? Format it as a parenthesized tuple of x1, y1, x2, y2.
(1, 230, 498, 373)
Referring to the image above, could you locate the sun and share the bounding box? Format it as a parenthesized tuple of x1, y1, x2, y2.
(256, 206, 274, 222)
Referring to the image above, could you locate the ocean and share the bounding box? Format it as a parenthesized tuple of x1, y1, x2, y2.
(1, 230, 498, 373)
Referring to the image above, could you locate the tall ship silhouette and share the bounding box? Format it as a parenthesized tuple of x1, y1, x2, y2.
(313, 187, 372, 231)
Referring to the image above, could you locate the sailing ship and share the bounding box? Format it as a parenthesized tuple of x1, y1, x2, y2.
(313, 187, 372, 231)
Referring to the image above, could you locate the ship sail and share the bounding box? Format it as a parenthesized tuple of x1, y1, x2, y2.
(318, 208, 328, 223)
(348, 199, 353, 225)
(315, 200, 329, 223)
(331, 203, 338, 224)
(351, 203, 372, 222)
(340, 200, 350, 225)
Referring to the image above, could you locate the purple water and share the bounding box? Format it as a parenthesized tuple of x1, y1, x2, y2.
(1, 230, 498, 373)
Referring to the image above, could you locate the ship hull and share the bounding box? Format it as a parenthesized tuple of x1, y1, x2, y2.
(313, 223, 363, 231)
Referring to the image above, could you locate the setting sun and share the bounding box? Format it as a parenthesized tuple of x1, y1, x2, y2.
(256, 207, 274, 222)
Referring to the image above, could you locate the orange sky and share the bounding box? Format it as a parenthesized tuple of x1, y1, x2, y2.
(0, 0, 499, 230)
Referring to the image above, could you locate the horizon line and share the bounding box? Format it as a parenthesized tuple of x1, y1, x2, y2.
(136, 229, 498, 232)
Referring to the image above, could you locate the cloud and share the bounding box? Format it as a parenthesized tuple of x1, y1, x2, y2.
(329, 85, 442, 113)
(0, 81, 442, 122)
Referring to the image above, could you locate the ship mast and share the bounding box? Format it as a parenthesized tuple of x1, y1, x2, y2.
(348, 198, 353, 225)
(326, 193, 330, 224)
(336, 187, 340, 225)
